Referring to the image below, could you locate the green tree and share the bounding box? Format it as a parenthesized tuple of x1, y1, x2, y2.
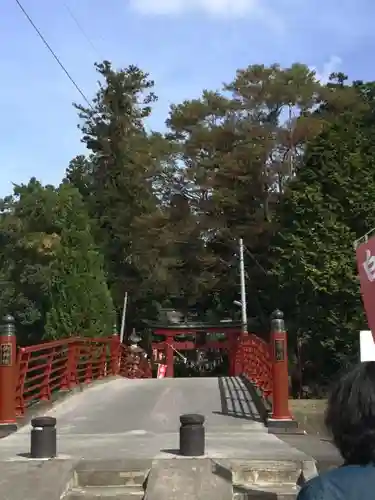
(164, 63, 332, 324)
(45, 183, 115, 340)
(0, 179, 114, 343)
(271, 82, 375, 380)
(134, 189, 217, 311)
(66, 61, 171, 325)
(0, 179, 61, 344)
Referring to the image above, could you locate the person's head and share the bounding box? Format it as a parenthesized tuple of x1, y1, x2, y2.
(325, 361, 375, 465)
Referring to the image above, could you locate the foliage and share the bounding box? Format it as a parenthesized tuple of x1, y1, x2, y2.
(271, 85, 375, 377)
(3, 59, 375, 386)
(66, 61, 173, 323)
(160, 63, 338, 324)
(44, 184, 115, 340)
(0, 179, 114, 344)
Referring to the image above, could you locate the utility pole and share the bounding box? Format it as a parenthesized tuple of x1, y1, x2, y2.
(120, 253, 132, 344)
(239, 238, 248, 336)
(119, 291, 128, 344)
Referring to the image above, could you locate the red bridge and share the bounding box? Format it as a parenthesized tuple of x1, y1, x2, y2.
(0, 310, 293, 433)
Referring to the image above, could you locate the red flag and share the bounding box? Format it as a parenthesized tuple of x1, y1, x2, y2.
(356, 235, 375, 341)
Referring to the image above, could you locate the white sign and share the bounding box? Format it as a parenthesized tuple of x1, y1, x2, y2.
(360, 330, 375, 362)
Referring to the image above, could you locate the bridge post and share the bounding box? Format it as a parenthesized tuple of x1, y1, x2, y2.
(268, 310, 296, 431)
(0, 314, 17, 433)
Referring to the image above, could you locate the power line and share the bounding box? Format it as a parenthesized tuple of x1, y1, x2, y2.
(15, 0, 143, 174)
(222, 232, 269, 277)
(62, 0, 100, 59)
(243, 244, 269, 277)
(14, 0, 93, 109)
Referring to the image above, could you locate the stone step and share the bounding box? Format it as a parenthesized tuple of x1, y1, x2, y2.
(233, 483, 299, 500)
(66, 486, 144, 500)
(213, 459, 316, 487)
(76, 469, 148, 487)
(74, 459, 152, 487)
(143, 458, 233, 500)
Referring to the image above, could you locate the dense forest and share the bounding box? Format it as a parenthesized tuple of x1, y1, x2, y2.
(1, 61, 373, 386)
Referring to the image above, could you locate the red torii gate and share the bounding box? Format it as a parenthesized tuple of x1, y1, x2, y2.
(148, 321, 243, 378)
(147, 312, 295, 427)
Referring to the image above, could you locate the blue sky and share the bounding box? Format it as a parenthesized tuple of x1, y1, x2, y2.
(0, 0, 374, 197)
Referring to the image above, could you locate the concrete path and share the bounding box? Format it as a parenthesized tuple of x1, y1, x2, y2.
(0, 377, 313, 462)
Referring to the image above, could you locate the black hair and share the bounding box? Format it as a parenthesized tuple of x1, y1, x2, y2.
(325, 361, 375, 465)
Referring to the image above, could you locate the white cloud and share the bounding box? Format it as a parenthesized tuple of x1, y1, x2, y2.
(312, 55, 342, 84)
(129, 0, 262, 18)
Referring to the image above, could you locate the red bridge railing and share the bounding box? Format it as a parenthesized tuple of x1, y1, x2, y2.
(235, 334, 273, 398)
(0, 324, 152, 427)
(16, 337, 117, 416)
(0, 310, 292, 430)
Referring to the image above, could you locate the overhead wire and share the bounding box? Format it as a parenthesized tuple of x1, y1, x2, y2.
(14, 0, 271, 286)
(61, 0, 102, 60)
(14, 0, 93, 109)
(15, 0, 144, 176)
(218, 232, 269, 277)
(243, 244, 269, 277)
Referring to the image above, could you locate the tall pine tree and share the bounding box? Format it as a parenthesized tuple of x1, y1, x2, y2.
(66, 61, 169, 322)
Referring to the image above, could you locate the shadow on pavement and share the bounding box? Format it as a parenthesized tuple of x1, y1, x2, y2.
(216, 376, 263, 422)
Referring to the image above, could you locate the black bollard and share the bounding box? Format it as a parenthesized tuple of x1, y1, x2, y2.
(30, 416, 57, 459)
(179, 413, 205, 456)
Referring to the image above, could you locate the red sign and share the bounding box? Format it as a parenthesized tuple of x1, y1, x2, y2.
(356, 236, 375, 341)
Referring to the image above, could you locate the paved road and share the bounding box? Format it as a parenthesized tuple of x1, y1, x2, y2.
(0, 377, 313, 462)
(47, 376, 264, 435)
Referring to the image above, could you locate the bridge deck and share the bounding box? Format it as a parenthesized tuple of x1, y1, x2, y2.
(0, 377, 311, 461)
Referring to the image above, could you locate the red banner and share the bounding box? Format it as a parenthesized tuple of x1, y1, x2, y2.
(157, 364, 167, 379)
(356, 236, 375, 341)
